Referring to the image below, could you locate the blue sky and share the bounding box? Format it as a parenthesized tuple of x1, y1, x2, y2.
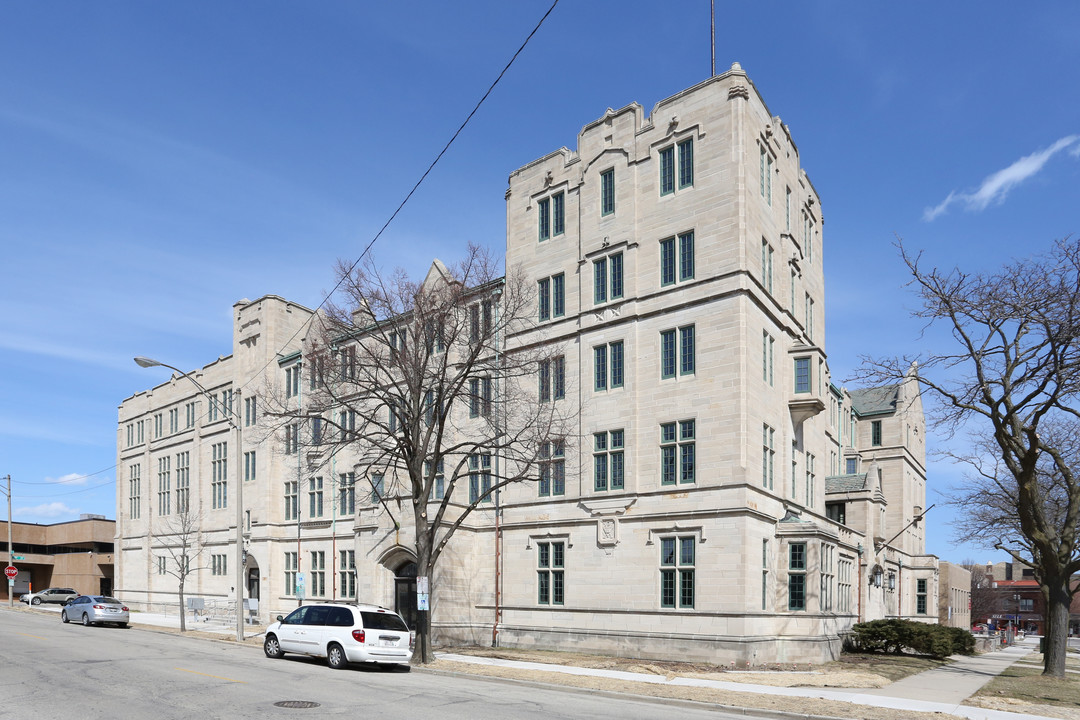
(2, 1, 1078, 565)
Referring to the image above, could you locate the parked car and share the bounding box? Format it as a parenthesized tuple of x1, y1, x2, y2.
(61, 595, 129, 627)
(264, 602, 412, 669)
(20, 588, 78, 605)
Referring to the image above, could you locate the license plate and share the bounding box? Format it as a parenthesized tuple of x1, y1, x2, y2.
(379, 638, 398, 647)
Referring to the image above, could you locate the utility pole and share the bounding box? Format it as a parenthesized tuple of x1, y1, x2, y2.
(4, 475, 13, 607)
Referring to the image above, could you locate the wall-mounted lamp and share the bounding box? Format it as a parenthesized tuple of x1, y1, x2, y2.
(887, 573, 896, 591)
(872, 567, 883, 587)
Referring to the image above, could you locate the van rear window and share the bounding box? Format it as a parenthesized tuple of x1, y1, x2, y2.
(360, 611, 408, 631)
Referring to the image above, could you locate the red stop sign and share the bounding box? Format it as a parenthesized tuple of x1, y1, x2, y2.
(4, 566, 17, 579)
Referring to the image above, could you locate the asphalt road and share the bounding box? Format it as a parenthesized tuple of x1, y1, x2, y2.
(1, 610, 750, 720)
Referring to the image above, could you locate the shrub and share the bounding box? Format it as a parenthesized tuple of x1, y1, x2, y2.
(848, 619, 975, 658)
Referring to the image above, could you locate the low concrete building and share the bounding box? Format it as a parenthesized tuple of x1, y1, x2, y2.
(1, 516, 115, 600)
(938, 561, 972, 629)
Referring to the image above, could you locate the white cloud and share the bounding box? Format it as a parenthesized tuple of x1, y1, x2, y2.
(924, 135, 1080, 221)
(48, 473, 89, 486)
(15, 502, 80, 519)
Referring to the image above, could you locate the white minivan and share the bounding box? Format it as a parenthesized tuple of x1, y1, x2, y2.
(264, 602, 413, 669)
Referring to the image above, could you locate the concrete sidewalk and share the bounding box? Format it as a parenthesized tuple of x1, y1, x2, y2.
(9, 604, 1050, 719)
(437, 641, 1047, 720)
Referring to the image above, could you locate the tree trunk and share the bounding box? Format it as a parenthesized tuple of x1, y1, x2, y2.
(410, 519, 435, 665)
(178, 580, 186, 633)
(1043, 578, 1070, 677)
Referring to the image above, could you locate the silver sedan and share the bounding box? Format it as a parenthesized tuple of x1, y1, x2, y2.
(61, 595, 129, 628)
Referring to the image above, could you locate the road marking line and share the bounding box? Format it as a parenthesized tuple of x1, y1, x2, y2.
(176, 668, 246, 683)
(19, 633, 46, 639)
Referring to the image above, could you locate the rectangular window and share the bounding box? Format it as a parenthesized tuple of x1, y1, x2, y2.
(660, 421, 695, 485)
(795, 357, 811, 393)
(660, 329, 676, 379)
(469, 378, 481, 418)
(284, 423, 299, 455)
(805, 452, 816, 507)
(679, 231, 694, 281)
(761, 239, 774, 294)
(846, 457, 858, 474)
(872, 420, 883, 446)
(168, 408, 178, 435)
(469, 453, 492, 504)
(537, 541, 565, 605)
(211, 442, 227, 510)
(762, 424, 775, 490)
(592, 430, 625, 491)
(553, 192, 565, 236)
(601, 168, 615, 215)
(610, 252, 624, 299)
(660, 145, 675, 196)
(679, 325, 695, 375)
(762, 539, 770, 610)
(157, 556, 165, 575)
(826, 502, 846, 525)
(538, 278, 550, 321)
(678, 138, 694, 189)
(594, 345, 607, 391)
(660, 232, 694, 286)
(660, 236, 676, 286)
(538, 440, 566, 497)
(760, 145, 772, 205)
(763, 331, 774, 386)
(284, 552, 298, 596)
(339, 345, 356, 380)
(308, 476, 324, 518)
(339, 472, 356, 515)
(310, 551, 325, 598)
(340, 550, 356, 599)
(339, 409, 355, 442)
(660, 536, 695, 608)
(425, 459, 445, 501)
(539, 356, 565, 402)
(785, 187, 792, 231)
(211, 554, 227, 576)
(153, 413, 162, 439)
(553, 273, 565, 317)
(370, 474, 384, 504)
(805, 294, 814, 342)
(821, 544, 835, 611)
(594, 257, 607, 304)
(538, 196, 551, 241)
(284, 481, 298, 521)
(593, 341, 625, 391)
(244, 396, 257, 426)
(838, 558, 853, 613)
(661, 325, 696, 379)
(157, 456, 171, 517)
(311, 417, 323, 446)
(175, 452, 189, 513)
(788, 542, 806, 611)
(917, 578, 928, 614)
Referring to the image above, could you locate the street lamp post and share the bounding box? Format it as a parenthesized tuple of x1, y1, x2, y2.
(3, 474, 12, 607)
(135, 356, 246, 642)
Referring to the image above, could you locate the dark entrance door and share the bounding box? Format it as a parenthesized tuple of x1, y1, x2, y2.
(394, 562, 418, 629)
(248, 568, 260, 600)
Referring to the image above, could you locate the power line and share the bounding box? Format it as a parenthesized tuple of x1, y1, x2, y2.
(235, 0, 561, 396)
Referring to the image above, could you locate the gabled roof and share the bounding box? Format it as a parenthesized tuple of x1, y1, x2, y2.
(850, 385, 900, 417)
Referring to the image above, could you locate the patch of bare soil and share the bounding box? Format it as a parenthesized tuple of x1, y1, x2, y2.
(428, 659, 955, 720)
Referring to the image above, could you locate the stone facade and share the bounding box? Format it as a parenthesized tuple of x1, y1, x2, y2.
(938, 561, 972, 629)
(115, 65, 938, 662)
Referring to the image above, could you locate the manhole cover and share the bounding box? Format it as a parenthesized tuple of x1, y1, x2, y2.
(274, 701, 321, 709)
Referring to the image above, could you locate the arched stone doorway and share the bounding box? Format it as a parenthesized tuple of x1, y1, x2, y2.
(394, 561, 418, 630)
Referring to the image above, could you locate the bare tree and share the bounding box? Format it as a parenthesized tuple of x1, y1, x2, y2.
(961, 559, 997, 626)
(267, 245, 573, 663)
(858, 237, 1080, 676)
(152, 505, 206, 633)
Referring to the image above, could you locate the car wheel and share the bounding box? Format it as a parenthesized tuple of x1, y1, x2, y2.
(31, 597, 41, 605)
(327, 643, 347, 670)
(264, 634, 284, 659)
(61, 610, 69, 623)
(117, 623, 128, 629)
(81, 613, 91, 627)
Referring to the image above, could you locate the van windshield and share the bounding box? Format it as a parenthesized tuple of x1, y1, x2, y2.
(360, 611, 408, 631)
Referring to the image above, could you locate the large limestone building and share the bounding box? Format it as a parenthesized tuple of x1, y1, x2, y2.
(116, 64, 937, 662)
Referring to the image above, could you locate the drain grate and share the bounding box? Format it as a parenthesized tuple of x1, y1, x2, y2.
(274, 701, 321, 709)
